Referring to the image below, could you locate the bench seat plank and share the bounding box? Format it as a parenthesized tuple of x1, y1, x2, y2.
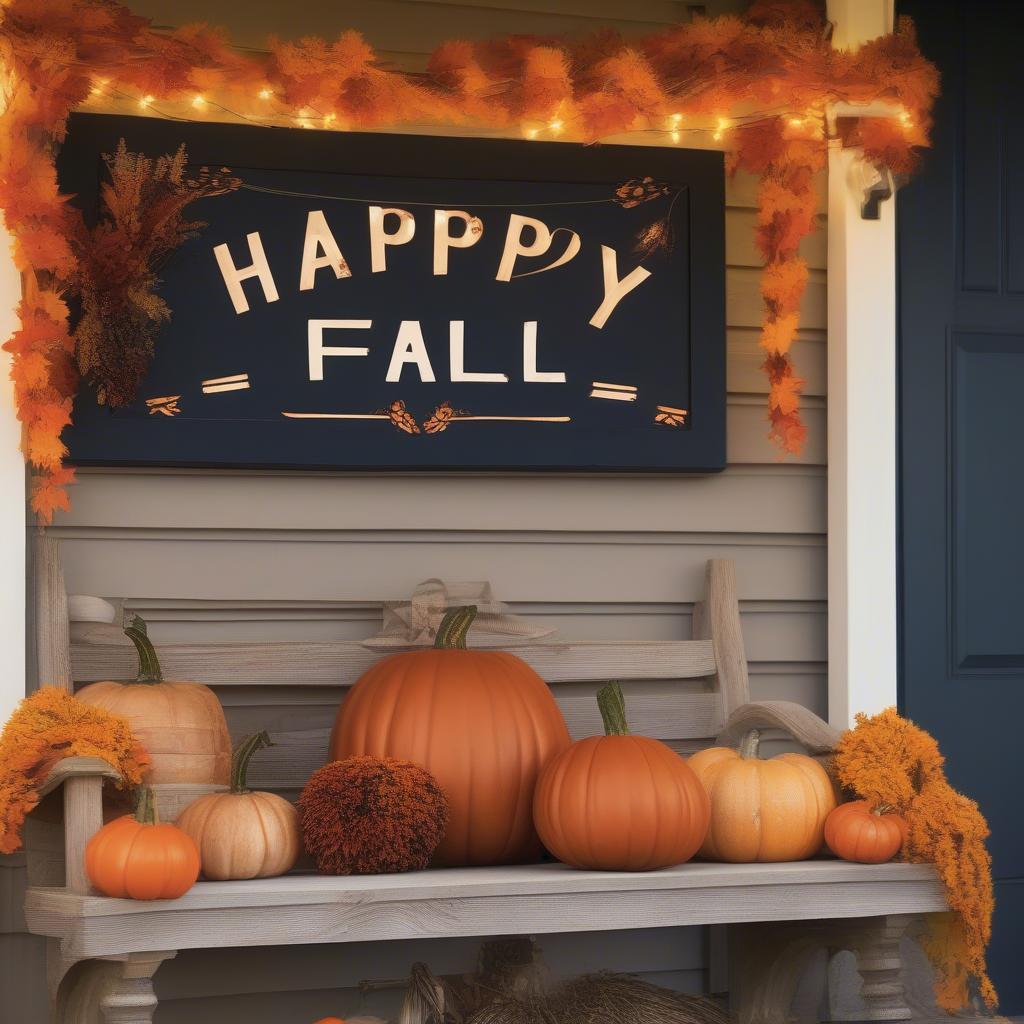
(25, 861, 947, 960)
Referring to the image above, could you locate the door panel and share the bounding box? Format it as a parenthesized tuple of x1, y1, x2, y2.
(899, 0, 1024, 1011)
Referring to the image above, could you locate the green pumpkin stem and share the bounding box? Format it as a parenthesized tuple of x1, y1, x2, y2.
(433, 606, 477, 650)
(740, 729, 762, 759)
(123, 612, 163, 684)
(135, 786, 158, 825)
(597, 681, 630, 736)
(231, 731, 272, 793)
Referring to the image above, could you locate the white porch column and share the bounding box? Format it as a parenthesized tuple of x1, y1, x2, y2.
(826, 0, 898, 728)
(0, 227, 26, 723)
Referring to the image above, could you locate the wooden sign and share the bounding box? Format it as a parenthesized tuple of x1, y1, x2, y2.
(60, 114, 726, 472)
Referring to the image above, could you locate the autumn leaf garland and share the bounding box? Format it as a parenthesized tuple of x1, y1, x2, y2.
(0, 0, 939, 519)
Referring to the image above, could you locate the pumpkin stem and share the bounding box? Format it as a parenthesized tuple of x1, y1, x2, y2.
(875, 803, 894, 816)
(739, 729, 761, 759)
(597, 681, 630, 736)
(433, 606, 477, 650)
(135, 786, 158, 825)
(123, 612, 163, 684)
(231, 731, 272, 793)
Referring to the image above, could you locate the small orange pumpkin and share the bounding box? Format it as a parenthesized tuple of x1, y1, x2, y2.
(76, 613, 231, 786)
(330, 606, 571, 867)
(689, 730, 836, 862)
(533, 682, 710, 871)
(176, 731, 301, 880)
(824, 800, 907, 864)
(85, 787, 200, 899)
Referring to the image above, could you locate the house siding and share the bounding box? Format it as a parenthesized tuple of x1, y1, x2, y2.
(3, 1, 829, 1020)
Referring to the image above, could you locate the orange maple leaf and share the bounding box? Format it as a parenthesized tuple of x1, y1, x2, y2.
(769, 374, 804, 416)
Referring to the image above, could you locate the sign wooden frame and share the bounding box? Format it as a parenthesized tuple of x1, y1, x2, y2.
(59, 113, 726, 473)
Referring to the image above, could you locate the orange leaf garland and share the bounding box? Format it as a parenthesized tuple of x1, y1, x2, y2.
(0, 0, 939, 516)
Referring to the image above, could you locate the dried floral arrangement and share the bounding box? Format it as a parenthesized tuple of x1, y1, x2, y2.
(72, 141, 240, 408)
(0, 687, 149, 854)
(832, 707, 996, 1011)
(0, 0, 938, 520)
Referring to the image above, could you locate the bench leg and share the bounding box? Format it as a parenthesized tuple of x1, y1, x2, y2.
(850, 915, 913, 1021)
(56, 951, 176, 1024)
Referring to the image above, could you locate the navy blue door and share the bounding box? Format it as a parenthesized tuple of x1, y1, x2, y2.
(898, 0, 1024, 1011)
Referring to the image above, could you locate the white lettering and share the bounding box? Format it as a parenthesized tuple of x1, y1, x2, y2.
(449, 321, 507, 383)
(386, 321, 436, 382)
(496, 214, 580, 281)
(299, 210, 350, 291)
(369, 206, 415, 273)
(522, 321, 565, 383)
(214, 232, 280, 314)
(308, 319, 371, 381)
(589, 245, 652, 329)
(433, 210, 482, 275)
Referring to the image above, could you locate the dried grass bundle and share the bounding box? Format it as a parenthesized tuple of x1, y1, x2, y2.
(549, 973, 732, 1024)
(399, 950, 732, 1024)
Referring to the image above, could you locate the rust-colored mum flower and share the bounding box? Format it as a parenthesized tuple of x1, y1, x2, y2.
(299, 756, 448, 875)
(0, 687, 150, 854)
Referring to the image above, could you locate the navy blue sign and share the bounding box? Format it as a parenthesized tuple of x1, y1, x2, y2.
(60, 115, 725, 472)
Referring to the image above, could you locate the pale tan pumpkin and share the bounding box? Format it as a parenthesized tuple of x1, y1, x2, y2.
(76, 613, 231, 785)
(176, 732, 300, 880)
(688, 729, 836, 862)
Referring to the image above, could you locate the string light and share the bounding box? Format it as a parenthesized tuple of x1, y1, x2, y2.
(548, 118, 564, 135)
(89, 77, 108, 98)
(671, 129, 681, 144)
(669, 112, 683, 127)
(524, 126, 540, 140)
(138, 94, 154, 110)
(788, 116, 804, 127)
(324, 112, 336, 126)
(191, 95, 206, 110)
(258, 88, 273, 100)
(712, 116, 731, 142)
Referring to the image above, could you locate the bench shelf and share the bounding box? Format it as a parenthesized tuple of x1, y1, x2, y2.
(26, 860, 947, 961)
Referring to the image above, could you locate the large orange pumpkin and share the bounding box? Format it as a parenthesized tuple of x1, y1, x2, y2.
(76, 613, 231, 786)
(85, 787, 200, 899)
(824, 800, 907, 864)
(533, 681, 710, 871)
(330, 606, 570, 866)
(688, 730, 836, 862)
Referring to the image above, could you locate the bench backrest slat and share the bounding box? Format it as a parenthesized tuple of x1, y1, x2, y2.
(68, 638, 718, 688)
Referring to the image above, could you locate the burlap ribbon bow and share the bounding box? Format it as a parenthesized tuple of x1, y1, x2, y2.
(361, 579, 555, 649)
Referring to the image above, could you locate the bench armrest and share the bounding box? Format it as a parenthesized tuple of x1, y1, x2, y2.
(39, 756, 120, 894)
(716, 700, 842, 755)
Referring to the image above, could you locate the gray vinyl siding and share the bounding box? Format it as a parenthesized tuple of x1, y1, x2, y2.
(3, 0, 829, 1020)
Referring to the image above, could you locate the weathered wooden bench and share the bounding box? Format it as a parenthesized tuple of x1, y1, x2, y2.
(22, 540, 947, 1024)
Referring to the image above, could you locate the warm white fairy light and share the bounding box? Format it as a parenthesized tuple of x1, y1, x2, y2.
(548, 118, 564, 135)
(191, 95, 206, 109)
(671, 129, 681, 144)
(324, 112, 336, 126)
(258, 88, 273, 100)
(138, 94, 154, 110)
(713, 116, 731, 142)
(524, 126, 540, 139)
(669, 112, 683, 127)
(89, 77, 109, 98)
